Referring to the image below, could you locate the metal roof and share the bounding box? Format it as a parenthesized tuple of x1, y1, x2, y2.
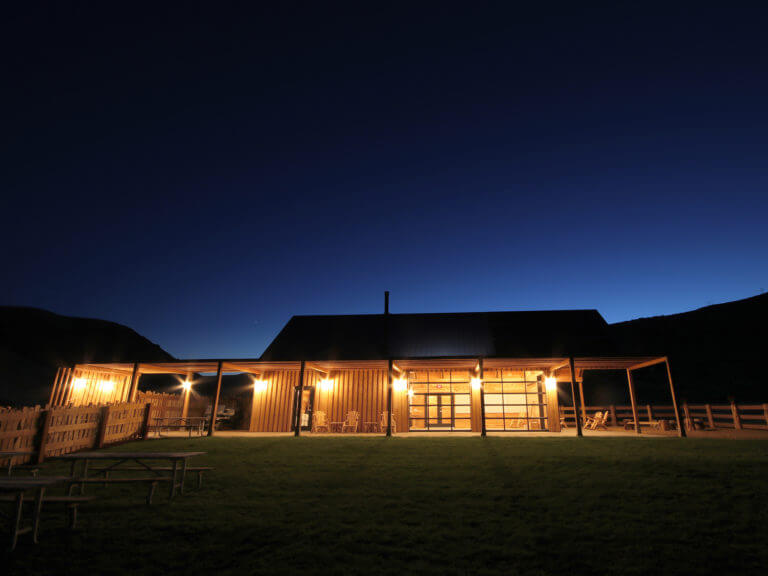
(260, 310, 615, 361)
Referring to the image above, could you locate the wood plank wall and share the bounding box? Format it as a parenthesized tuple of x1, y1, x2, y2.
(249, 370, 299, 432)
(313, 369, 388, 431)
(248, 369, 409, 433)
(51, 368, 133, 407)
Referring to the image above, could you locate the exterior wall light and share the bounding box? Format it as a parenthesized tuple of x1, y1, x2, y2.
(545, 376, 557, 391)
(393, 377, 408, 392)
(319, 378, 334, 392)
(471, 377, 483, 390)
(253, 379, 268, 393)
(100, 380, 114, 393)
(72, 378, 86, 391)
(182, 380, 192, 391)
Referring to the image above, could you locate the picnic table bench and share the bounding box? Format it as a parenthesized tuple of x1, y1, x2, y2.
(151, 416, 207, 437)
(623, 419, 676, 431)
(1, 450, 37, 476)
(0, 476, 83, 550)
(52, 451, 207, 501)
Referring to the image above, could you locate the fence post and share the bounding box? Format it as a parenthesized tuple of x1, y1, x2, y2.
(730, 400, 742, 430)
(646, 404, 653, 421)
(705, 404, 715, 429)
(141, 403, 153, 439)
(609, 405, 617, 427)
(96, 405, 111, 448)
(682, 402, 692, 430)
(35, 409, 53, 464)
(763, 404, 768, 429)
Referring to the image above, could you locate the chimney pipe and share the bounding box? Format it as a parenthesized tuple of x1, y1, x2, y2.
(384, 291, 389, 315)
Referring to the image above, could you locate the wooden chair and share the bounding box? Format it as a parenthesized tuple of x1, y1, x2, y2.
(312, 410, 330, 433)
(590, 411, 609, 430)
(379, 411, 397, 433)
(584, 411, 603, 430)
(342, 411, 360, 433)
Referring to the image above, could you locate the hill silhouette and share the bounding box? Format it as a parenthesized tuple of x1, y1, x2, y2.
(583, 293, 768, 404)
(0, 307, 174, 406)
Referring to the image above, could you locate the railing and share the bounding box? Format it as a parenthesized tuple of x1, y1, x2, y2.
(560, 402, 768, 430)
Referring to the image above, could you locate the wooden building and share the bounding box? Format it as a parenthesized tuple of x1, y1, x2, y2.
(48, 307, 686, 437)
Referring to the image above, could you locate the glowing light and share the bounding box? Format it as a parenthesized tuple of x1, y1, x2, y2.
(253, 379, 268, 393)
(72, 378, 86, 391)
(319, 378, 334, 392)
(545, 376, 557, 391)
(100, 380, 114, 393)
(408, 389, 414, 400)
(393, 377, 408, 392)
(471, 377, 483, 390)
(182, 380, 192, 391)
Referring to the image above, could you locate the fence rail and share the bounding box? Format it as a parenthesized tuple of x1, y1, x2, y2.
(561, 402, 768, 430)
(0, 391, 183, 468)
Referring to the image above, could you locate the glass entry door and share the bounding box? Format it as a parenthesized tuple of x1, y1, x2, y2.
(408, 369, 472, 431)
(427, 394, 453, 428)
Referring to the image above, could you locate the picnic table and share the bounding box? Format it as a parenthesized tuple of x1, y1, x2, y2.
(52, 451, 207, 500)
(151, 416, 207, 437)
(1, 450, 37, 476)
(0, 476, 72, 550)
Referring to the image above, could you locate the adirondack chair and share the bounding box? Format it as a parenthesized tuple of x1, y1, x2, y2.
(312, 410, 330, 433)
(590, 411, 610, 430)
(379, 411, 397, 433)
(584, 411, 603, 430)
(342, 411, 360, 433)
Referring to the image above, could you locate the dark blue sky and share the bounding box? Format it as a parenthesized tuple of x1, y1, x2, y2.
(4, 2, 768, 358)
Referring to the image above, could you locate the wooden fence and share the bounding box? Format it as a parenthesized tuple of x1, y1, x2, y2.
(136, 390, 184, 420)
(561, 402, 768, 430)
(0, 397, 181, 468)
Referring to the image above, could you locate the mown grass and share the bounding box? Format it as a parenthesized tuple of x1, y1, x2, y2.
(4, 436, 768, 575)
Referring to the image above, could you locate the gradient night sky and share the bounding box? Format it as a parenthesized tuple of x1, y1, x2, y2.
(4, 2, 768, 358)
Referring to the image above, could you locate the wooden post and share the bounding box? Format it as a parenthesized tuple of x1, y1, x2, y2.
(609, 404, 617, 427)
(663, 358, 686, 438)
(35, 409, 53, 464)
(626, 369, 640, 435)
(763, 404, 768, 429)
(294, 361, 305, 437)
(646, 404, 653, 421)
(730, 400, 742, 430)
(386, 359, 393, 437)
(569, 357, 582, 437)
(48, 368, 62, 407)
(578, 378, 587, 425)
(682, 401, 692, 430)
(128, 363, 141, 403)
(96, 406, 111, 448)
(479, 358, 486, 437)
(208, 361, 224, 437)
(705, 404, 715, 429)
(141, 402, 152, 439)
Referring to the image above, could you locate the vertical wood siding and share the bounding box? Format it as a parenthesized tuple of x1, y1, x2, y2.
(249, 370, 299, 432)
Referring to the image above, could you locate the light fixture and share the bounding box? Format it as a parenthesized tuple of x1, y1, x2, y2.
(100, 380, 114, 393)
(253, 379, 268, 393)
(545, 376, 557, 391)
(182, 380, 192, 391)
(408, 389, 415, 400)
(471, 377, 482, 390)
(393, 377, 408, 392)
(72, 378, 86, 391)
(319, 378, 334, 392)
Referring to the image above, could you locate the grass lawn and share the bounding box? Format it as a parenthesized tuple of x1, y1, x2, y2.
(4, 436, 768, 575)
